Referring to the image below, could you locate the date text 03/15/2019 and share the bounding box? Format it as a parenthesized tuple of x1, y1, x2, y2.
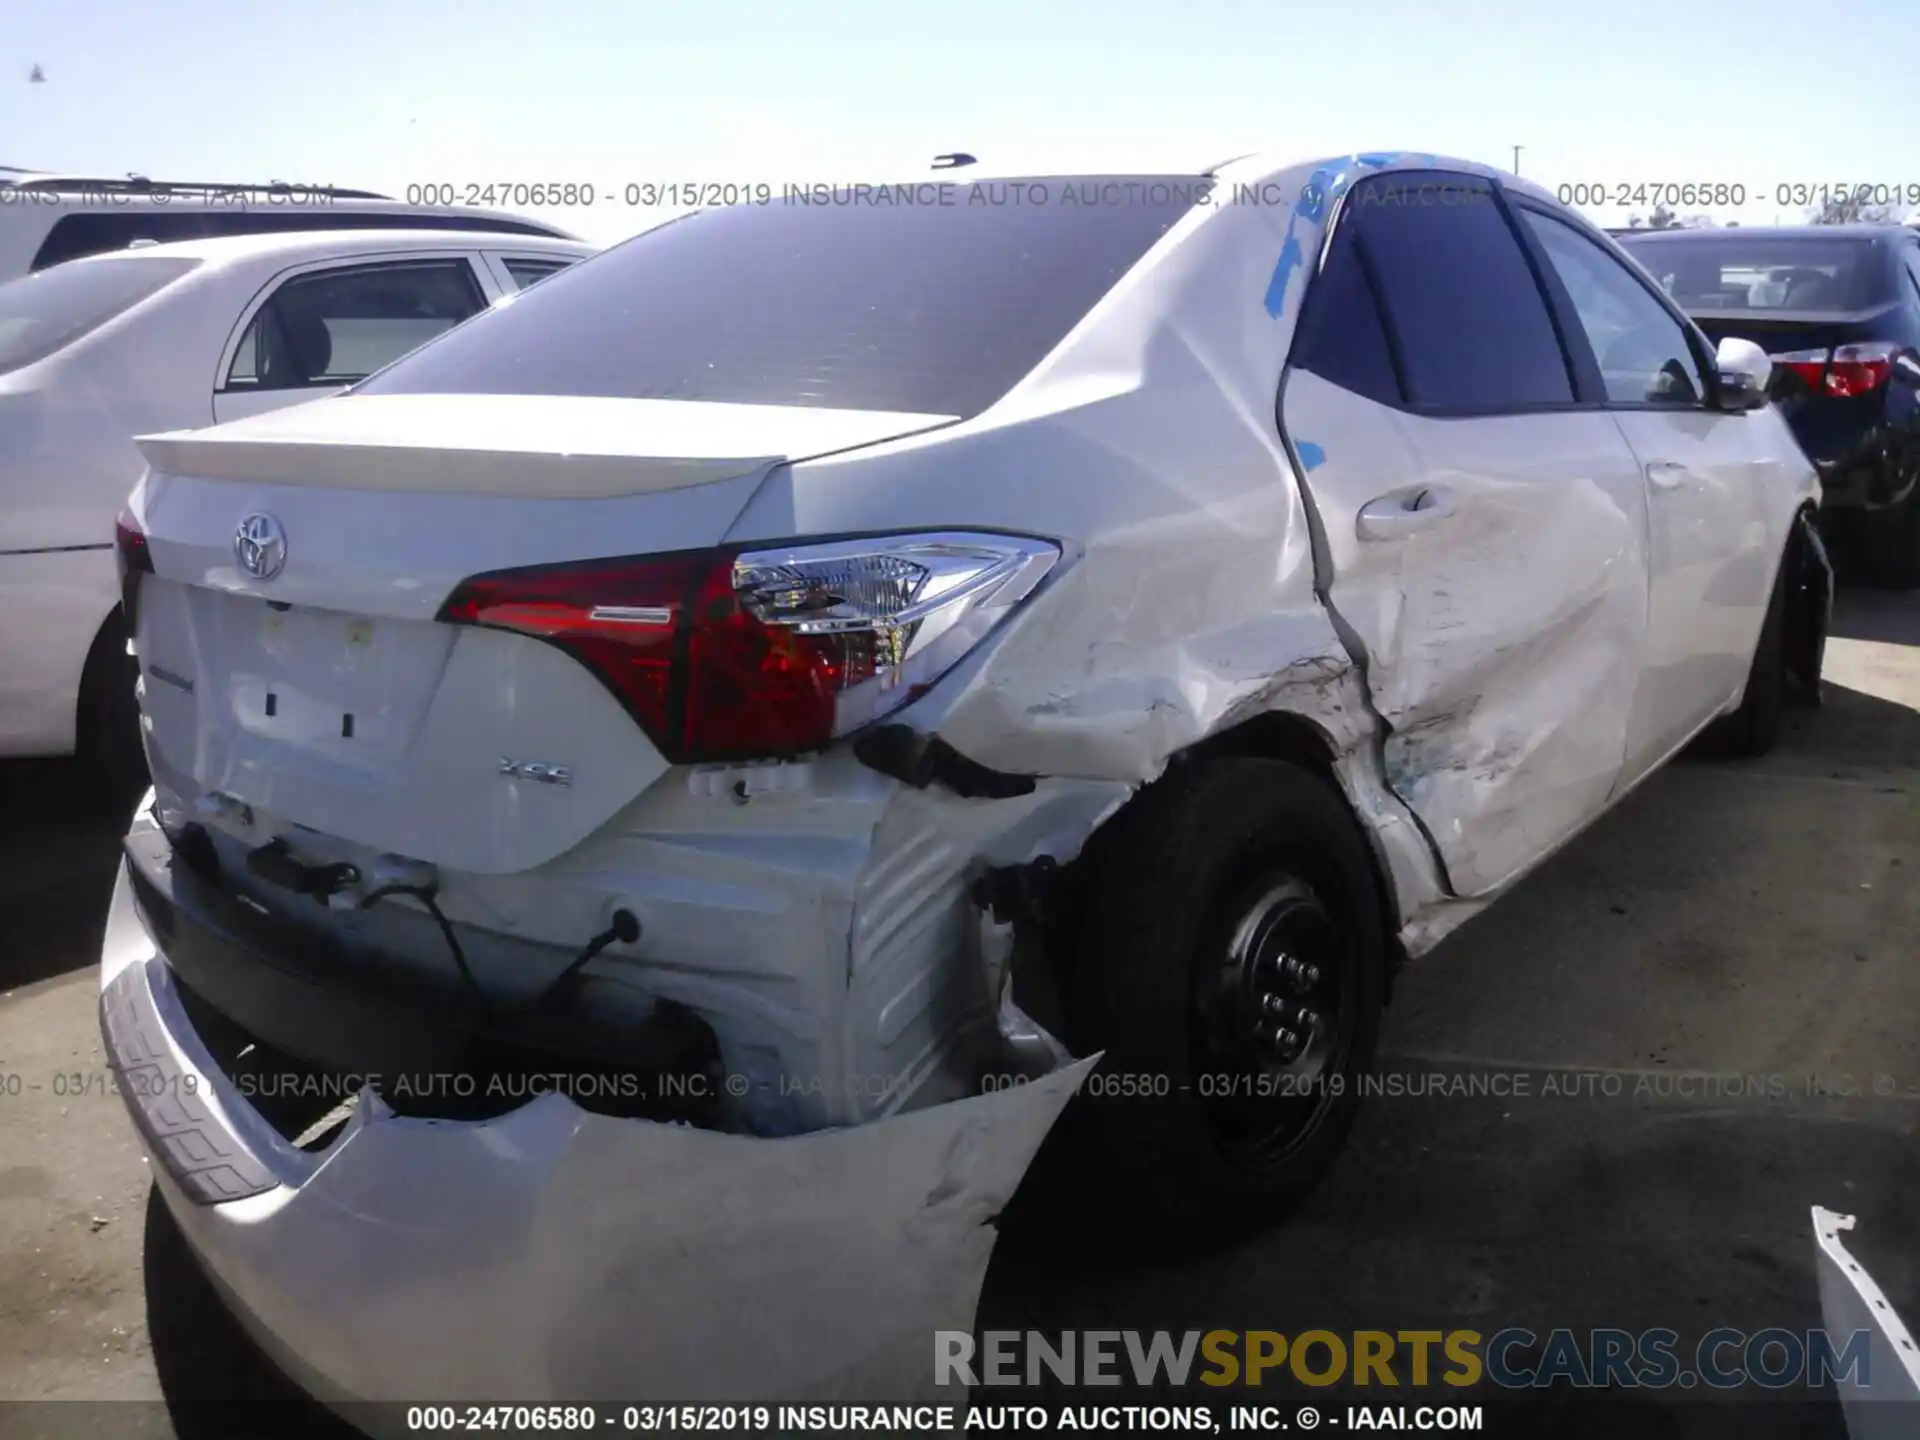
(401, 1402, 1485, 1433)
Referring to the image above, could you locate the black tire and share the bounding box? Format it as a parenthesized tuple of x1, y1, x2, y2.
(1699, 553, 1787, 759)
(1060, 757, 1387, 1241)
(1865, 482, 1920, 590)
(1783, 512, 1832, 707)
(77, 609, 149, 811)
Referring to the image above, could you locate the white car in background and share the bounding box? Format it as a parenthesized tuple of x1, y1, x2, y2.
(101, 153, 1831, 1407)
(0, 168, 578, 281)
(0, 229, 593, 790)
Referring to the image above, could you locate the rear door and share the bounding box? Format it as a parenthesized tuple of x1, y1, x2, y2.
(1280, 173, 1651, 897)
(1514, 206, 1781, 779)
(211, 254, 492, 423)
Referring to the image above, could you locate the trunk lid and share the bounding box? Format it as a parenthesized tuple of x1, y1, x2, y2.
(1685, 302, 1898, 359)
(130, 393, 955, 875)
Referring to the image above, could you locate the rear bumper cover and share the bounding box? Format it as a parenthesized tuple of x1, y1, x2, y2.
(1791, 407, 1919, 512)
(1811, 1207, 1920, 1431)
(100, 817, 1093, 1406)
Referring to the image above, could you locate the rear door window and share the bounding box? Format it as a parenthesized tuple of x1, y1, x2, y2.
(0, 255, 198, 373)
(1289, 214, 1403, 405)
(222, 258, 487, 392)
(1346, 174, 1574, 412)
(354, 176, 1208, 419)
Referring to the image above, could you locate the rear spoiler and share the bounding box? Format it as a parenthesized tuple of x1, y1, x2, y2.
(135, 393, 959, 500)
(1678, 302, 1903, 328)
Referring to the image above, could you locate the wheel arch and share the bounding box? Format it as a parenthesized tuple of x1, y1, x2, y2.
(1174, 712, 1407, 969)
(74, 600, 132, 760)
(1052, 708, 1410, 999)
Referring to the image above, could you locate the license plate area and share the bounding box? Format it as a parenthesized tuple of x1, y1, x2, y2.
(207, 592, 455, 770)
(139, 575, 673, 873)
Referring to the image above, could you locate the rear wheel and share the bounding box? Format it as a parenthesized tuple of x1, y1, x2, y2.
(1060, 757, 1387, 1240)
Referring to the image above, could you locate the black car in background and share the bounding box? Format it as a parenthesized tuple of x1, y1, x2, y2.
(1617, 225, 1920, 587)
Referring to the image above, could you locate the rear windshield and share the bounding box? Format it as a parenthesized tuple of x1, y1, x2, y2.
(355, 176, 1208, 419)
(1617, 235, 1891, 312)
(0, 255, 198, 373)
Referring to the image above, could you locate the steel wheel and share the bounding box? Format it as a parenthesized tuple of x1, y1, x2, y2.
(1191, 872, 1357, 1167)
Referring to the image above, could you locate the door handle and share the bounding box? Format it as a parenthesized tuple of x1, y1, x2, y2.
(1645, 460, 1691, 490)
(1356, 485, 1456, 542)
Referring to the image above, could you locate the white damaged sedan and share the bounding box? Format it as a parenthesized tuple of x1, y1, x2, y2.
(101, 152, 1830, 1408)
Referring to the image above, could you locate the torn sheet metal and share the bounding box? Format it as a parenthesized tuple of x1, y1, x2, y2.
(1812, 1206, 1920, 1437)
(105, 866, 1096, 1407)
(144, 753, 1125, 1141)
(722, 153, 1517, 942)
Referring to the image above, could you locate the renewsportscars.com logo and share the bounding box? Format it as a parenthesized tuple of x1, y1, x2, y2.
(937, 1327, 1874, 1391)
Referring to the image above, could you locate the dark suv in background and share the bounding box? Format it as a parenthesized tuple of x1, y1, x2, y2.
(1617, 225, 1920, 587)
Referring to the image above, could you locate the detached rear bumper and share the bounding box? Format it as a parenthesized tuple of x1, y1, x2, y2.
(99, 826, 1092, 1408)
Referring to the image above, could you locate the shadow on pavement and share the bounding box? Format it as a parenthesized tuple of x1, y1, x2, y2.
(1757, 675, 1920, 780)
(985, 1100, 1878, 1437)
(0, 760, 130, 992)
(1829, 586, 1920, 647)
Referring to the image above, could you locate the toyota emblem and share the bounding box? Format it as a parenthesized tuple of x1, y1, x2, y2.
(234, 513, 288, 581)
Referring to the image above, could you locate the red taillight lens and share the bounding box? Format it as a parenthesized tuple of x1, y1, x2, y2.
(114, 508, 153, 576)
(1824, 342, 1899, 398)
(680, 556, 868, 758)
(1768, 343, 1902, 398)
(1769, 348, 1830, 392)
(438, 551, 707, 750)
(114, 507, 152, 628)
(438, 534, 1058, 764)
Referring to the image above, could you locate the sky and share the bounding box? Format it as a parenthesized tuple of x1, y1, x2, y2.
(4, 0, 1917, 245)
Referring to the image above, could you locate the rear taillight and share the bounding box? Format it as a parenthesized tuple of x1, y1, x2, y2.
(439, 532, 1059, 763)
(114, 507, 152, 629)
(1825, 343, 1900, 398)
(1770, 348, 1831, 392)
(1769, 343, 1902, 398)
(437, 551, 705, 749)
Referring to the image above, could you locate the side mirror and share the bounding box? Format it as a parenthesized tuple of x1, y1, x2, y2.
(1715, 336, 1772, 410)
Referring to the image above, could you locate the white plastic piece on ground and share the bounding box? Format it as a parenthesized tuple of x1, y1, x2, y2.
(1812, 1205, 1920, 1437)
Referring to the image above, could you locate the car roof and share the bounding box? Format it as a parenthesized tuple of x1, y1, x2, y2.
(849, 150, 1551, 211)
(58, 228, 596, 269)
